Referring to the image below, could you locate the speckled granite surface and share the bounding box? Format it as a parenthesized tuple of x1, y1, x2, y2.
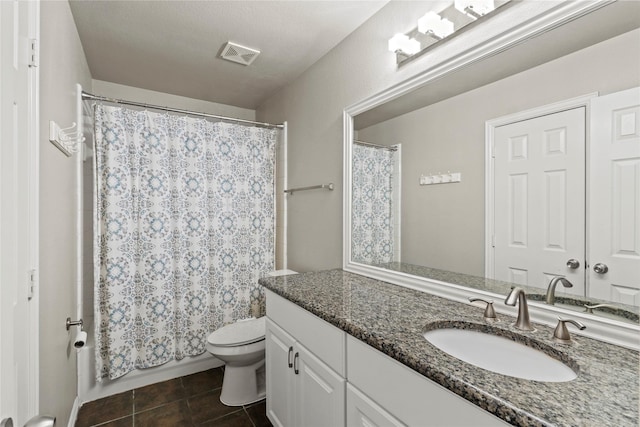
(259, 269, 640, 427)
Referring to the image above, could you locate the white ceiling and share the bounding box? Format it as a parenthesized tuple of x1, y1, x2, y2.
(69, 1, 389, 110)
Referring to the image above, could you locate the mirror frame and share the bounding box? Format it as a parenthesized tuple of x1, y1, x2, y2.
(343, 0, 640, 350)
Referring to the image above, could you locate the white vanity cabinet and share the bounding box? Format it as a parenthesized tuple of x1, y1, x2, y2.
(265, 290, 346, 427)
(265, 290, 509, 427)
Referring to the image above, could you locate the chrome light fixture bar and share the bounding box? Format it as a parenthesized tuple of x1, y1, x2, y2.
(389, 0, 511, 66)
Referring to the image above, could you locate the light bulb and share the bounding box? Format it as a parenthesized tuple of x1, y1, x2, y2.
(418, 12, 454, 39)
(418, 12, 442, 34)
(388, 33, 421, 55)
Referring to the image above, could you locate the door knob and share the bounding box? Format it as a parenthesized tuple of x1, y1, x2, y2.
(566, 259, 580, 269)
(593, 263, 609, 274)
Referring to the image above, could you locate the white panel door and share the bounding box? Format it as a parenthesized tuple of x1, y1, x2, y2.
(589, 87, 640, 304)
(494, 108, 585, 294)
(295, 343, 345, 427)
(266, 319, 296, 427)
(1, 0, 39, 425)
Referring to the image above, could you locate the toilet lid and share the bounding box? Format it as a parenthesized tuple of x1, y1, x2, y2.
(207, 316, 266, 347)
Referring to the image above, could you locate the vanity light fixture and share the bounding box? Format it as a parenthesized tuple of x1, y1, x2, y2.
(417, 12, 454, 40)
(388, 33, 421, 56)
(454, 0, 495, 19)
(389, 0, 509, 66)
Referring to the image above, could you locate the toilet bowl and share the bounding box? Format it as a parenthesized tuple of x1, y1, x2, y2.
(206, 270, 297, 406)
(206, 316, 266, 406)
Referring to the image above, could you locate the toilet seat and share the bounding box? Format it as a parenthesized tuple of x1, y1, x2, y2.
(207, 316, 265, 347)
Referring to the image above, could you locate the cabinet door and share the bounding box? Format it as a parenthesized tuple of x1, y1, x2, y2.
(295, 343, 346, 427)
(266, 319, 296, 427)
(347, 384, 405, 427)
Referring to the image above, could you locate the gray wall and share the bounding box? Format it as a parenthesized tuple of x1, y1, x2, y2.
(358, 29, 640, 276)
(39, 1, 92, 424)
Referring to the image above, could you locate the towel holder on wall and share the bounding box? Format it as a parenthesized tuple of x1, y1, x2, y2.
(284, 183, 334, 195)
(49, 120, 85, 157)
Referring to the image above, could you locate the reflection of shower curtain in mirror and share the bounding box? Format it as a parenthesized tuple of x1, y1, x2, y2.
(351, 144, 398, 265)
(93, 104, 278, 380)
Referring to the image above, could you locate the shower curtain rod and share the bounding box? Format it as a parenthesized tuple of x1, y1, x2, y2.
(354, 139, 398, 151)
(81, 91, 284, 129)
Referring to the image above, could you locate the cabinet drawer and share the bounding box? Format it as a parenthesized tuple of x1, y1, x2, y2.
(266, 289, 345, 375)
(347, 336, 509, 427)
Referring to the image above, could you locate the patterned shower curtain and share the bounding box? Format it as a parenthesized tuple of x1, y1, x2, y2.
(351, 143, 398, 265)
(93, 104, 278, 380)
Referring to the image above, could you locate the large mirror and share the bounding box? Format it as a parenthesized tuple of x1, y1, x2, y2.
(345, 1, 640, 332)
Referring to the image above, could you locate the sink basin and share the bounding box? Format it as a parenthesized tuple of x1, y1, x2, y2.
(423, 328, 577, 382)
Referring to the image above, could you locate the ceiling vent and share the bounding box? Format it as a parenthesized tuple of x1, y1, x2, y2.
(219, 41, 260, 66)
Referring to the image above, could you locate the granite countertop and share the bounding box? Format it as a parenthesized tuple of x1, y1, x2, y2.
(259, 269, 639, 427)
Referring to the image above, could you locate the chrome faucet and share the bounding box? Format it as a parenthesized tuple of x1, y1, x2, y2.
(545, 276, 573, 305)
(504, 287, 534, 331)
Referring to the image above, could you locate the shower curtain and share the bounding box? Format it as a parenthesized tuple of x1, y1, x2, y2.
(93, 104, 278, 380)
(351, 143, 398, 265)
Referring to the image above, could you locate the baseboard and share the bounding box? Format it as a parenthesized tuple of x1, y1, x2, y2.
(79, 351, 224, 404)
(68, 396, 80, 427)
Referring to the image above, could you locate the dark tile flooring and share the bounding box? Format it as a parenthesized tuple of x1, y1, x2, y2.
(75, 367, 272, 427)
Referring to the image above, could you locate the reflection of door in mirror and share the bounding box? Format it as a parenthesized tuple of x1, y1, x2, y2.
(589, 87, 640, 306)
(492, 107, 585, 297)
(490, 88, 640, 307)
(351, 141, 401, 265)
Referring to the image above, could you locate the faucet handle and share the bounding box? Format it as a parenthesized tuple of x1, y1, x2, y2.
(469, 297, 497, 322)
(553, 317, 586, 343)
(583, 303, 617, 314)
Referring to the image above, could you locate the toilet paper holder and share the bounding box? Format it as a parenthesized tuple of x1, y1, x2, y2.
(66, 317, 83, 331)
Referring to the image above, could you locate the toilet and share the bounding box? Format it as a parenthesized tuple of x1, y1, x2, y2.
(206, 269, 297, 406)
(206, 316, 267, 406)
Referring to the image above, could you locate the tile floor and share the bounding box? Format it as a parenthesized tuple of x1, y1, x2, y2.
(75, 367, 272, 427)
